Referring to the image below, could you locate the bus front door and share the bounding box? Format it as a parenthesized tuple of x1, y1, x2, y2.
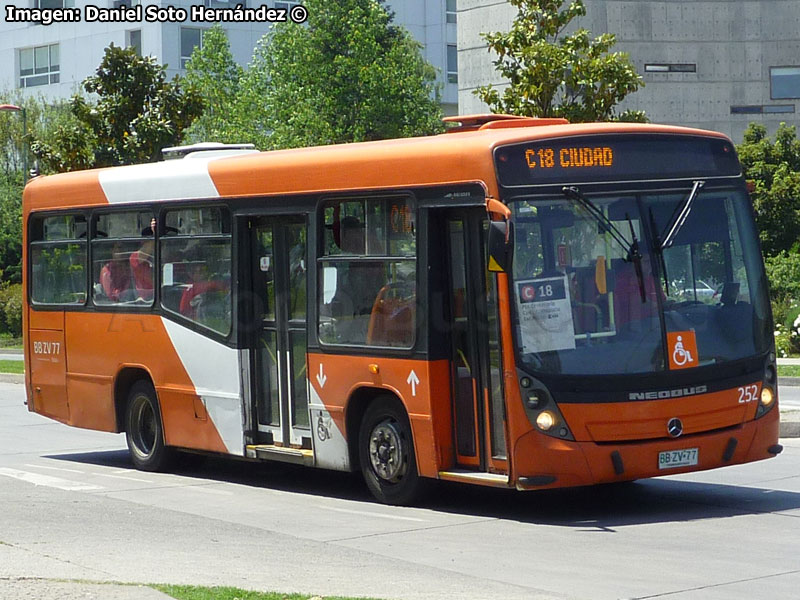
(251, 217, 310, 448)
(444, 210, 507, 473)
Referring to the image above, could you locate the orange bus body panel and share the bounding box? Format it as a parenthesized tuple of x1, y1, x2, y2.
(63, 312, 228, 453)
(513, 406, 779, 488)
(560, 386, 761, 443)
(307, 352, 452, 478)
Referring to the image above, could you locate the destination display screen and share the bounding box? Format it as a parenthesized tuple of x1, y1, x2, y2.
(495, 135, 741, 187)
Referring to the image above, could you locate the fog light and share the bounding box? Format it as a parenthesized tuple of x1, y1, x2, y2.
(760, 386, 774, 407)
(536, 411, 556, 431)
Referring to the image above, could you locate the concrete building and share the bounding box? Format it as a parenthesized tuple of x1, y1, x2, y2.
(459, 0, 800, 142)
(0, 0, 457, 114)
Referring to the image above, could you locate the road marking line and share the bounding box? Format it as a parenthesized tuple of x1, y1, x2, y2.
(94, 473, 153, 483)
(0, 467, 102, 491)
(317, 505, 426, 522)
(24, 463, 85, 474)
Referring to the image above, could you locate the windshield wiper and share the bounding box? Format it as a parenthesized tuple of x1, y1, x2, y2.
(660, 180, 705, 250)
(562, 186, 647, 303)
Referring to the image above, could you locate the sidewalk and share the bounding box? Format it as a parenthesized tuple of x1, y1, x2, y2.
(0, 579, 171, 599)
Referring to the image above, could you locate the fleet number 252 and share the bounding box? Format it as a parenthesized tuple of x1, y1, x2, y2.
(738, 385, 758, 403)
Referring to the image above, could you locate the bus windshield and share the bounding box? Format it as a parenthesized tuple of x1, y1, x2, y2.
(510, 186, 771, 376)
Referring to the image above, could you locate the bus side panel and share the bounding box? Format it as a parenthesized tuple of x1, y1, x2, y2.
(28, 315, 69, 423)
(307, 353, 446, 479)
(63, 312, 236, 455)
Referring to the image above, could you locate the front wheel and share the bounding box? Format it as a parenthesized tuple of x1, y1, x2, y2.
(125, 380, 175, 472)
(359, 397, 423, 505)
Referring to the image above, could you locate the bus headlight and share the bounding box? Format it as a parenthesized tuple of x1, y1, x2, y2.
(760, 386, 775, 407)
(536, 411, 556, 431)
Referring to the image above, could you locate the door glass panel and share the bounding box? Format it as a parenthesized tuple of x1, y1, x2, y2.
(290, 330, 309, 428)
(256, 227, 276, 322)
(287, 223, 307, 321)
(448, 219, 476, 457)
(258, 330, 280, 427)
(483, 221, 506, 458)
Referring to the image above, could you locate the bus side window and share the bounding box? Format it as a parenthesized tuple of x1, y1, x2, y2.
(319, 197, 416, 348)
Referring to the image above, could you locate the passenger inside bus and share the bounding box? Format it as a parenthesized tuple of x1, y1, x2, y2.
(130, 226, 154, 301)
(179, 261, 229, 321)
(99, 242, 133, 302)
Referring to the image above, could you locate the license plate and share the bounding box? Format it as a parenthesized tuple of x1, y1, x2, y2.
(658, 448, 699, 470)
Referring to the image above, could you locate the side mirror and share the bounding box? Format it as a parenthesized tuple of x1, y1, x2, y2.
(488, 220, 513, 272)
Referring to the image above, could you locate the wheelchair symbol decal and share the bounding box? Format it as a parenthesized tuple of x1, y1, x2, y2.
(668, 331, 698, 370)
(672, 335, 694, 366)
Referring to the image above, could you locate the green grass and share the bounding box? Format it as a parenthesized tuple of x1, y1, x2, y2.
(0, 359, 23, 374)
(153, 585, 381, 600)
(778, 364, 800, 377)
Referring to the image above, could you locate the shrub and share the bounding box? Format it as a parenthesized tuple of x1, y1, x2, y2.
(0, 283, 21, 337)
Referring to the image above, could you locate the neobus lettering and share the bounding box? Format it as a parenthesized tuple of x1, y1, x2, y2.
(628, 385, 708, 400)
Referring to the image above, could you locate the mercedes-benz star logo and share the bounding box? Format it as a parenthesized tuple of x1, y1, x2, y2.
(667, 418, 684, 438)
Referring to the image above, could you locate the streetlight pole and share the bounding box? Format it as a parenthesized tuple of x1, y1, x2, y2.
(0, 103, 28, 185)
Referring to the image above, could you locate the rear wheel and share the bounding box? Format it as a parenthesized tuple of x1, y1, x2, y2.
(125, 380, 175, 472)
(359, 396, 422, 505)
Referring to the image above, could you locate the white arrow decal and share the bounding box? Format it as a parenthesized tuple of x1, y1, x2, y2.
(406, 369, 420, 397)
(316, 363, 327, 388)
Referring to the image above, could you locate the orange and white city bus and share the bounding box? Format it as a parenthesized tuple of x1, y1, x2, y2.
(23, 115, 782, 504)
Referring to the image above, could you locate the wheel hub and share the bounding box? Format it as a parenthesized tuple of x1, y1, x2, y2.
(369, 419, 407, 483)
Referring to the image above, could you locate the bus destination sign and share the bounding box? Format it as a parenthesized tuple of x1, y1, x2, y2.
(495, 134, 741, 187)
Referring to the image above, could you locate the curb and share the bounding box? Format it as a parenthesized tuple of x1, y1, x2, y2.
(0, 373, 24, 384)
(778, 376, 800, 387)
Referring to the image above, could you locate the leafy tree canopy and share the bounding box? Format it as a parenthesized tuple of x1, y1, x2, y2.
(475, 0, 645, 122)
(738, 122, 800, 257)
(184, 25, 246, 144)
(32, 44, 203, 172)
(240, 0, 444, 149)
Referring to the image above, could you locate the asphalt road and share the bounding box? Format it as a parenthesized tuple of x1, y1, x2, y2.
(1, 382, 799, 600)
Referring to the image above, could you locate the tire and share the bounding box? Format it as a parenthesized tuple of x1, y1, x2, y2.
(125, 380, 175, 472)
(359, 396, 423, 505)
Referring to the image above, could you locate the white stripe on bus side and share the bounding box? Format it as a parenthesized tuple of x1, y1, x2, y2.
(161, 318, 244, 455)
(98, 157, 221, 204)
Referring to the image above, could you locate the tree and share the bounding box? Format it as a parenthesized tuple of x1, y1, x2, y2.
(241, 0, 444, 149)
(737, 122, 800, 257)
(183, 25, 246, 144)
(475, 0, 645, 122)
(32, 44, 203, 172)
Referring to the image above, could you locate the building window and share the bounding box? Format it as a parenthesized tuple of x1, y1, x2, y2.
(35, 0, 74, 8)
(127, 29, 142, 57)
(180, 28, 204, 69)
(771, 67, 800, 100)
(447, 44, 458, 84)
(19, 44, 59, 88)
(644, 63, 696, 73)
(275, 1, 301, 11)
(206, 0, 239, 7)
(446, 0, 456, 24)
(730, 105, 795, 115)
